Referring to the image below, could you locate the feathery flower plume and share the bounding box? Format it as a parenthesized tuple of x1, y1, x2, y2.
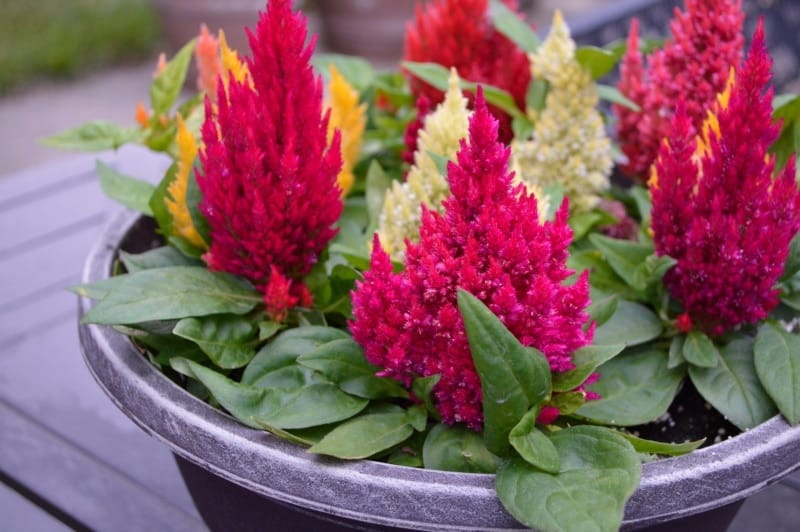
(651, 22, 800, 335)
(378, 69, 471, 261)
(197, 0, 342, 321)
(352, 91, 593, 430)
(325, 65, 366, 196)
(512, 10, 612, 213)
(165, 114, 207, 250)
(403, 0, 530, 143)
(218, 30, 251, 90)
(195, 24, 221, 98)
(615, 0, 744, 179)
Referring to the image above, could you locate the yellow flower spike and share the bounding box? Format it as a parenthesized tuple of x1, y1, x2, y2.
(219, 30, 251, 89)
(165, 114, 207, 250)
(697, 69, 735, 159)
(512, 10, 612, 213)
(325, 65, 367, 196)
(378, 68, 471, 261)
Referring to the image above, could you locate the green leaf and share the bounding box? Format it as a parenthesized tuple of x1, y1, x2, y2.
(82, 266, 260, 325)
(509, 409, 560, 473)
(588, 234, 653, 288)
(148, 163, 204, 258)
(597, 84, 640, 111)
(593, 300, 663, 347)
(171, 358, 368, 429)
(754, 322, 800, 425)
(150, 38, 196, 116)
(173, 314, 258, 369)
(682, 331, 719, 368)
(569, 211, 609, 242)
(96, 161, 155, 214)
(489, 0, 539, 53)
(313, 53, 375, 91)
(629, 185, 652, 224)
(586, 292, 618, 326)
(616, 431, 705, 456)
(458, 290, 551, 455)
(258, 321, 283, 341)
(512, 115, 534, 141)
(689, 337, 777, 430)
(365, 160, 391, 235)
(69, 276, 129, 300)
(427, 151, 450, 177)
(406, 404, 428, 432)
(402, 62, 525, 120)
(309, 411, 415, 459)
(575, 46, 618, 80)
(242, 326, 350, 385)
(542, 183, 565, 222)
(781, 232, 800, 282)
(120, 246, 198, 273)
(412, 374, 441, 420)
(42, 121, 144, 151)
(668, 334, 687, 369)
(496, 426, 640, 532)
(552, 344, 625, 392)
(422, 423, 499, 473)
(246, 364, 327, 390)
(526, 79, 548, 113)
(297, 338, 408, 400)
(576, 347, 685, 426)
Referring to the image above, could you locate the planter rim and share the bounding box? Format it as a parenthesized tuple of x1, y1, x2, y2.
(79, 210, 800, 531)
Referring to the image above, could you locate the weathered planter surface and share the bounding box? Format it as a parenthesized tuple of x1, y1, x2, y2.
(79, 210, 800, 531)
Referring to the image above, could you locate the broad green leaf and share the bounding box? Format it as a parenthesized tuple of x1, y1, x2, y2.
(412, 374, 441, 420)
(96, 161, 155, 215)
(570, 211, 610, 242)
(297, 338, 408, 399)
(542, 183, 565, 222)
(365, 160, 391, 234)
(629, 185, 652, 223)
(406, 404, 429, 432)
(422, 423, 499, 473)
(552, 344, 625, 392)
(496, 426, 640, 532)
(258, 321, 283, 341)
(427, 151, 450, 177)
(458, 290, 551, 455)
(668, 334, 686, 369)
(689, 337, 777, 430)
(242, 326, 350, 385)
(682, 331, 719, 368)
(597, 84, 640, 111)
(82, 267, 260, 325)
(630, 254, 676, 296)
(589, 233, 653, 288)
(120, 246, 198, 273)
(173, 314, 258, 369)
(248, 364, 327, 389)
(69, 275, 129, 300)
(550, 391, 587, 416)
(41, 121, 144, 151)
(526, 79, 548, 113)
(593, 300, 663, 347)
(576, 347, 684, 426)
(754, 322, 800, 425)
(309, 411, 415, 459)
(586, 292, 618, 326)
(171, 358, 367, 429)
(512, 115, 534, 141)
(616, 431, 705, 456)
(509, 409, 560, 473)
(489, 0, 540, 52)
(575, 46, 618, 80)
(150, 38, 196, 116)
(313, 53, 375, 91)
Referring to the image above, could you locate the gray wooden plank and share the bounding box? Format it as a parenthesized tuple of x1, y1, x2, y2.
(0, 399, 203, 532)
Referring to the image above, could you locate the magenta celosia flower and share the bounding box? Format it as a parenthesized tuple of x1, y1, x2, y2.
(615, 0, 744, 179)
(197, 0, 342, 320)
(651, 22, 800, 336)
(351, 91, 593, 430)
(403, 0, 530, 143)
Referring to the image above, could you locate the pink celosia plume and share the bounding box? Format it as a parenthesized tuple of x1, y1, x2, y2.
(351, 90, 593, 430)
(197, 0, 342, 320)
(615, 0, 744, 179)
(651, 21, 800, 336)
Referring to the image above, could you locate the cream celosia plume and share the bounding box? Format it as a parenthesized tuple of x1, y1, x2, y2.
(512, 10, 612, 213)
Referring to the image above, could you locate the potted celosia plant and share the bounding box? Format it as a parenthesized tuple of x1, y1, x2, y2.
(47, 0, 800, 530)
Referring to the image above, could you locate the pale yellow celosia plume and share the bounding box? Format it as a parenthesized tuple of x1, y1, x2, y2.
(165, 114, 207, 249)
(325, 65, 367, 196)
(378, 68, 471, 261)
(512, 10, 612, 213)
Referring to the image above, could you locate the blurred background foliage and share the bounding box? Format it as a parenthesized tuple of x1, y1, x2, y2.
(0, 0, 161, 94)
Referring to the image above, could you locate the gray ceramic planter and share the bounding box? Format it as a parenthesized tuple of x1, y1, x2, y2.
(79, 210, 800, 531)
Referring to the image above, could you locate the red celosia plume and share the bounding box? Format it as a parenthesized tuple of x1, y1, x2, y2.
(197, 0, 342, 320)
(615, 0, 744, 179)
(651, 22, 800, 336)
(403, 0, 530, 143)
(351, 90, 593, 430)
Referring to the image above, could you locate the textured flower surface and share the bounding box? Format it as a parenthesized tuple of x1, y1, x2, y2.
(325, 65, 366, 196)
(378, 69, 471, 261)
(352, 91, 593, 430)
(198, 0, 342, 320)
(651, 23, 800, 335)
(512, 10, 611, 213)
(195, 24, 221, 98)
(165, 114, 207, 250)
(616, 0, 744, 179)
(403, 0, 530, 142)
